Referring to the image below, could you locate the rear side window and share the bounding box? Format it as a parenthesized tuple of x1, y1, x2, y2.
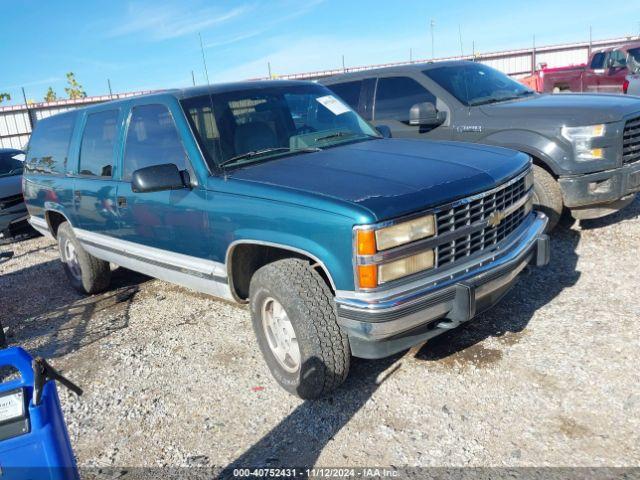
(79, 110, 119, 177)
(590, 52, 606, 70)
(26, 111, 77, 174)
(123, 104, 188, 181)
(329, 81, 363, 109)
(375, 77, 436, 122)
(629, 48, 640, 72)
(609, 50, 627, 68)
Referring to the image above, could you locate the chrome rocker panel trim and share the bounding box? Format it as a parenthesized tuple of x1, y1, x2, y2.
(73, 228, 234, 301)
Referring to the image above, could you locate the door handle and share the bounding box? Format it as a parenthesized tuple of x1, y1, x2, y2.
(117, 196, 127, 208)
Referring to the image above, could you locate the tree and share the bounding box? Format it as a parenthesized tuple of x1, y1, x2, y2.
(64, 72, 86, 99)
(0, 92, 10, 103)
(44, 87, 57, 103)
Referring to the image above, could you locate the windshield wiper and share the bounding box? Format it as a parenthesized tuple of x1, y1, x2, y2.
(219, 147, 321, 168)
(314, 131, 357, 142)
(470, 90, 537, 106)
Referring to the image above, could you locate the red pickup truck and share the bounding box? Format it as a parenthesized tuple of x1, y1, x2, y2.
(522, 41, 640, 93)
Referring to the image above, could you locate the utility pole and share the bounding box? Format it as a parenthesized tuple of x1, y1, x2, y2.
(532, 34, 537, 75)
(409, 48, 413, 63)
(107, 78, 113, 98)
(21, 87, 34, 131)
(430, 19, 435, 60)
(191, 70, 196, 86)
(588, 25, 593, 57)
(342, 54, 345, 72)
(267, 62, 272, 79)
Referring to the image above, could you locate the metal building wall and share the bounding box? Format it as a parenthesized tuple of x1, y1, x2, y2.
(0, 91, 156, 150)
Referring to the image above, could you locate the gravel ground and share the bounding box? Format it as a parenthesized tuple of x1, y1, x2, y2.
(1, 199, 639, 471)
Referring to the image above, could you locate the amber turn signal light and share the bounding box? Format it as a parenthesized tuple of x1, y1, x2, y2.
(356, 229, 376, 255)
(357, 264, 378, 289)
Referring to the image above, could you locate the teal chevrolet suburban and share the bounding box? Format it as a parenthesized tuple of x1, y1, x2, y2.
(23, 81, 549, 398)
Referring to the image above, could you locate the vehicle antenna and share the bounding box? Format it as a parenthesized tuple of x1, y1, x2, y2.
(198, 33, 224, 177)
(458, 25, 471, 115)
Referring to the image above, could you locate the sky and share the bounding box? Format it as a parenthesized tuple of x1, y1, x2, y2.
(1, 0, 640, 105)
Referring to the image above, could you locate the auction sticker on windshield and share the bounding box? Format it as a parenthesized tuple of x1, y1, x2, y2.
(0, 389, 24, 423)
(316, 95, 350, 115)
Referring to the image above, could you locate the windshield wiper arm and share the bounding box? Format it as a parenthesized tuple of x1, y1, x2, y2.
(314, 131, 356, 142)
(219, 147, 321, 168)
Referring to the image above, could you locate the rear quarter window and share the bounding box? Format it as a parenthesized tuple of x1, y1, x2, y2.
(26, 111, 78, 175)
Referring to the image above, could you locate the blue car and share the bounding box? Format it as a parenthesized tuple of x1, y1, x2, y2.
(23, 81, 549, 398)
(0, 148, 27, 240)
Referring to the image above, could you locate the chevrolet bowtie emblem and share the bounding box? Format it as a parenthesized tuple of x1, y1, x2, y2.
(487, 210, 506, 228)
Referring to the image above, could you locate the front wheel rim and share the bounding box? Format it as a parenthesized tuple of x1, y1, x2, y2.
(261, 297, 301, 373)
(63, 238, 82, 280)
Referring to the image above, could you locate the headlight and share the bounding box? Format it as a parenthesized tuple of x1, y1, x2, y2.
(378, 250, 435, 284)
(355, 214, 437, 288)
(374, 215, 436, 251)
(561, 124, 606, 161)
(524, 168, 534, 191)
(525, 195, 534, 214)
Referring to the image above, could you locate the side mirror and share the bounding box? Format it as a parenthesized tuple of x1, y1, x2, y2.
(376, 125, 392, 138)
(131, 163, 186, 193)
(409, 102, 441, 126)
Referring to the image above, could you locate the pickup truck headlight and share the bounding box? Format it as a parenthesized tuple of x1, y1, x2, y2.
(355, 214, 436, 288)
(374, 215, 436, 251)
(524, 168, 534, 191)
(561, 124, 606, 161)
(378, 251, 435, 284)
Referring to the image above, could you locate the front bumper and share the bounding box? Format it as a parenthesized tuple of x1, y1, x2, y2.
(559, 160, 640, 218)
(335, 212, 549, 359)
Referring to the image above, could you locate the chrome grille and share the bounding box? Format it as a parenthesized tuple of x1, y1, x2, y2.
(623, 116, 640, 164)
(435, 175, 529, 267)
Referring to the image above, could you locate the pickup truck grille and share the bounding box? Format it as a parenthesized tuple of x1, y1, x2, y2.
(623, 116, 640, 164)
(0, 193, 24, 210)
(435, 174, 529, 267)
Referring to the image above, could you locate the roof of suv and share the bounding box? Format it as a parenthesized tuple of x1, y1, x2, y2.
(320, 60, 475, 84)
(39, 80, 323, 116)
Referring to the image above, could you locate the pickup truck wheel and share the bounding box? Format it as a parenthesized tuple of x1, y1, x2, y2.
(532, 165, 563, 232)
(249, 258, 350, 399)
(57, 222, 111, 294)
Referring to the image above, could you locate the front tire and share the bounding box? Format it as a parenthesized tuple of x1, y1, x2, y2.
(57, 222, 111, 294)
(249, 259, 350, 399)
(532, 164, 564, 232)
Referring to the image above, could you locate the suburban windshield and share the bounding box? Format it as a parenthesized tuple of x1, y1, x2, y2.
(0, 151, 25, 176)
(424, 63, 535, 106)
(628, 48, 640, 73)
(181, 84, 380, 170)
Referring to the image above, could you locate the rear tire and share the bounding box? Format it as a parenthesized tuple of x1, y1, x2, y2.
(57, 222, 111, 294)
(249, 258, 350, 399)
(532, 164, 564, 232)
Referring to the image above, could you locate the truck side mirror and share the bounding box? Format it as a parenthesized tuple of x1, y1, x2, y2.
(375, 125, 392, 138)
(131, 163, 186, 193)
(409, 102, 442, 126)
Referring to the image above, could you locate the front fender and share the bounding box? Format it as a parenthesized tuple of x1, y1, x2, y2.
(226, 228, 355, 293)
(479, 130, 571, 175)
